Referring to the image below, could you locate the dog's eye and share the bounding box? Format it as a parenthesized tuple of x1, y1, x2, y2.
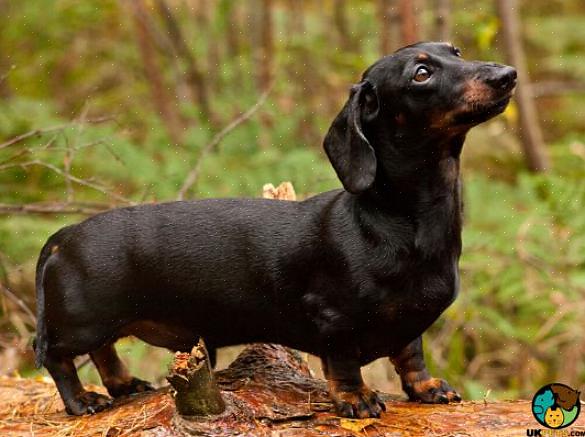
(414, 66, 431, 82)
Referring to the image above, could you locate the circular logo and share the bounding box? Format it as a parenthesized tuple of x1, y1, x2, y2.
(531, 383, 581, 429)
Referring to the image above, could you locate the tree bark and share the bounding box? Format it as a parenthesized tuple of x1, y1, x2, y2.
(377, 0, 403, 55)
(167, 340, 225, 417)
(129, 0, 184, 145)
(496, 0, 548, 172)
(285, 0, 305, 36)
(333, 0, 354, 51)
(435, 0, 451, 42)
(221, 0, 244, 91)
(417, 0, 428, 41)
(154, 0, 212, 123)
(251, 0, 274, 149)
(206, 4, 223, 97)
(256, 0, 274, 91)
(377, 0, 392, 55)
(399, 0, 419, 45)
(222, 0, 242, 58)
(0, 0, 12, 99)
(0, 346, 561, 436)
(0, 66, 12, 100)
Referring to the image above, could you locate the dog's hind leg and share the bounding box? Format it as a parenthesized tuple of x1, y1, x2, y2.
(90, 342, 154, 398)
(390, 336, 461, 404)
(45, 352, 112, 415)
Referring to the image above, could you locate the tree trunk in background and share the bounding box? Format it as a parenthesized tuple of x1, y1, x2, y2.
(435, 0, 451, 42)
(191, 0, 206, 26)
(281, 1, 321, 149)
(417, 0, 427, 41)
(0, 1, 11, 100)
(130, 0, 183, 145)
(377, 0, 392, 55)
(257, 0, 274, 91)
(201, 0, 222, 96)
(286, 0, 305, 36)
(222, 0, 244, 91)
(376, 0, 402, 56)
(333, 0, 354, 51)
(399, 0, 419, 45)
(154, 0, 212, 124)
(389, 0, 402, 52)
(249, 0, 274, 149)
(223, 0, 242, 58)
(496, 0, 548, 172)
(189, 0, 220, 97)
(0, 69, 10, 100)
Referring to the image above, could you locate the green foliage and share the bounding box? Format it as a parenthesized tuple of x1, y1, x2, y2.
(426, 146, 585, 399)
(0, 0, 584, 401)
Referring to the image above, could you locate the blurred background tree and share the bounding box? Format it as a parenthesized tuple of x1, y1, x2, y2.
(0, 0, 584, 401)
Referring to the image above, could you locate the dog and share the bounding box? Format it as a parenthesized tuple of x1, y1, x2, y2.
(34, 42, 516, 418)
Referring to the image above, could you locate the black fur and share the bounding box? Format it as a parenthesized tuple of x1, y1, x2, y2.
(35, 42, 516, 417)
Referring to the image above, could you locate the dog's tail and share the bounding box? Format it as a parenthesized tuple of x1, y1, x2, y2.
(33, 238, 56, 368)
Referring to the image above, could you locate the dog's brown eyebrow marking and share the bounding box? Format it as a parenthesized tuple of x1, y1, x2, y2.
(417, 53, 429, 61)
(443, 42, 462, 57)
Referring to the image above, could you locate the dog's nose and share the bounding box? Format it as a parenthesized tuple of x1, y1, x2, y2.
(485, 66, 517, 92)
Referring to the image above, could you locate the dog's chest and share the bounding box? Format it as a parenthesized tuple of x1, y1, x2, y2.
(373, 254, 459, 310)
(362, 194, 462, 338)
(359, 258, 459, 359)
(413, 161, 462, 258)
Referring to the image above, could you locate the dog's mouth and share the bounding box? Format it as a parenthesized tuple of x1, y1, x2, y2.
(477, 94, 512, 117)
(454, 91, 514, 125)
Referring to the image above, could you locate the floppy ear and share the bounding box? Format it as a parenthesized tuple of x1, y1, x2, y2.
(324, 80, 379, 194)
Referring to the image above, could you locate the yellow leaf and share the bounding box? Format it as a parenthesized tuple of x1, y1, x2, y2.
(476, 17, 499, 51)
(503, 101, 518, 124)
(339, 418, 378, 433)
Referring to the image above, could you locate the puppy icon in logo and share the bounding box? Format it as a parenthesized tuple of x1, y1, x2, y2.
(532, 383, 581, 429)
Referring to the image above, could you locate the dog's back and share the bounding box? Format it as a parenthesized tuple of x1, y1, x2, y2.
(36, 193, 347, 361)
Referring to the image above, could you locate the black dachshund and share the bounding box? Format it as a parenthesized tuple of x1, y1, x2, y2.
(34, 42, 516, 417)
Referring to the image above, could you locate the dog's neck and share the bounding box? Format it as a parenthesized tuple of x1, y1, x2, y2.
(356, 135, 464, 258)
(366, 133, 464, 202)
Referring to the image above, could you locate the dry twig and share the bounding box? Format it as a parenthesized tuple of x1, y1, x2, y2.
(177, 84, 273, 200)
(0, 116, 114, 151)
(0, 160, 132, 204)
(0, 284, 36, 324)
(0, 202, 111, 216)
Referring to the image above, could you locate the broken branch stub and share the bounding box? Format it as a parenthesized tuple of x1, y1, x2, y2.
(167, 339, 226, 417)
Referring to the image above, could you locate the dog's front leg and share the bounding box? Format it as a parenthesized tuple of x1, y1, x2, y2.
(322, 346, 386, 418)
(390, 336, 461, 404)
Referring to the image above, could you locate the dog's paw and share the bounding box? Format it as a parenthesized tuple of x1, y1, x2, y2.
(65, 391, 113, 415)
(108, 377, 154, 398)
(405, 377, 461, 404)
(330, 385, 386, 418)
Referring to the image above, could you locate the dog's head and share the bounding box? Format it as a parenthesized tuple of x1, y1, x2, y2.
(324, 41, 517, 194)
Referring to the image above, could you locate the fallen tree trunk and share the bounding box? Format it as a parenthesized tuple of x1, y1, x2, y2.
(1, 344, 583, 436)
